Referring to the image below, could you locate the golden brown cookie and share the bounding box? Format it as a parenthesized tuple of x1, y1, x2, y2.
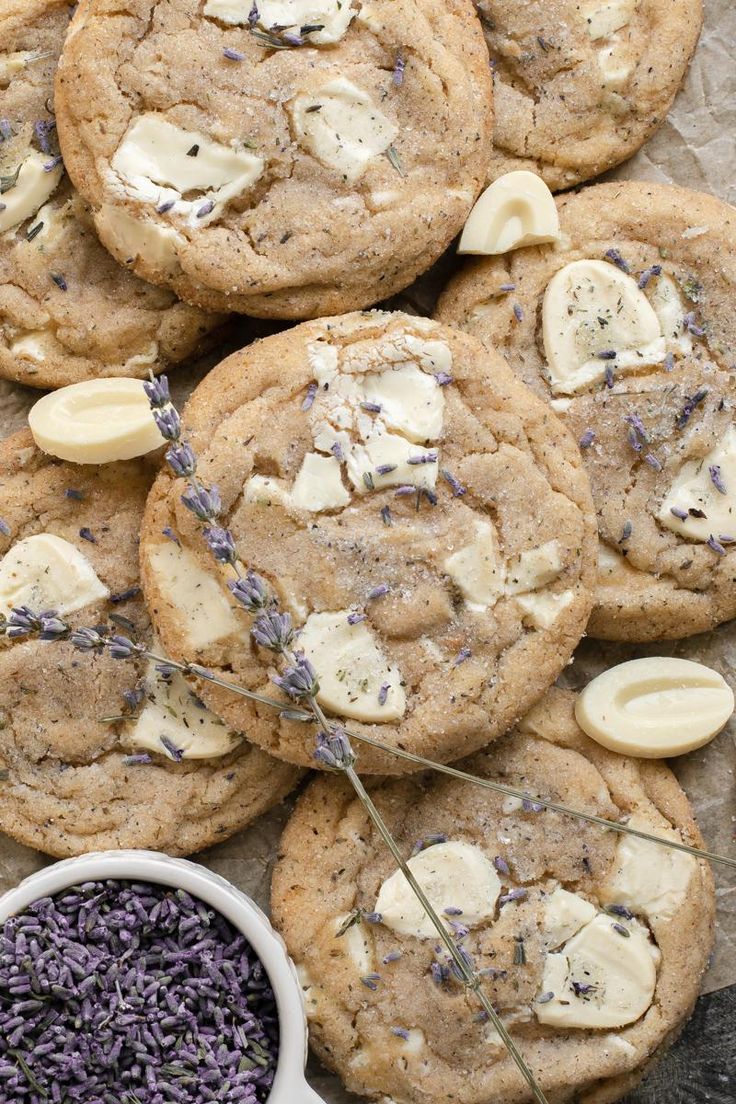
(0, 0, 224, 389)
(272, 687, 715, 1104)
(438, 182, 736, 642)
(0, 428, 301, 856)
(140, 310, 596, 772)
(54, 0, 493, 319)
(478, 0, 703, 191)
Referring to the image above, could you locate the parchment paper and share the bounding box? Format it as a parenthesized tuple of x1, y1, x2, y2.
(0, 2, 734, 1099)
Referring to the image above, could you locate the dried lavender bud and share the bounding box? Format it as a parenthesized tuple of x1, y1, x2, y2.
(38, 614, 69, 641)
(710, 464, 727, 495)
(604, 364, 615, 388)
(596, 349, 617, 360)
(302, 382, 317, 410)
(498, 888, 528, 905)
(33, 118, 55, 153)
(360, 400, 382, 413)
(453, 646, 471, 666)
(122, 752, 152, 765)
(394, 484, 415, 496)
(624, 413, 650, 443)
(203, 525, 238, 565)
(579, 429, 596, 449)
(376, 463, 397, 475)
(664, 351, 674, 371)
(155, 660, 180, 679)
(249, 0, 259, 22)
(619, 520, 633, 543)
(383, 950, 402, 964)
(157, 198, 175, 213)
(160, 735, 184, 761)
(50, 272, 67, 291)
(604, 247, 630, 273)
(145, 377, 170, 413)
(393, 50, 405, 85)
(493, 855, 510, 876)
(313, 728, 355, 770)
(272, 655, 319, 699)
(571, 981, 596, 995)
(363, 911, 383, 924)
(122, 685, 144, 710)
(43, 154, 63, 172)
(347, 611, 365, 625)
(378, 682, 390, 705)
(513, 303, 524, 322)
(196, 199, 215, 218)
(707, 535, 727, 556)
(606, 903, 634, 920)
(434, 371, 453, 386)
(153, 405, 181, 441)
(407, 452, 437, 465)
(252, 609, 294, 652)
(612, 922, 631, 938)
(331, 440, 344, 460)
(0, 880, 278, 1102)
(443, 906, 463, 916)
(223, 46, 245, 60)
(107, 634, 142, 660)
(380, 505, 392, 526)
(499, 282, 516, 292)
(363, 471, 375, 490)
(166, 441, 197, 477)
(181, 482, 221, 521)
(0, 518, 10, 537)
(367, 583, 390, 600)
(536, 991, 555, 1004)
(78, 526, 95, 543)
(361, 973, 381, 990)
(391, 1026, 410, 1039)
(644, 452, 662, 472)
(683, 311, 705, 337)
(441, 469, 466, 497)
(670, 506, 688, 521)
(637, 264, 662, 289)
(676, 388, 708, 429)
(162, 525, 180, 544)
(449, 920, 470, 939)
(64, 488, 84, 501)
(69, 626, 105, 651)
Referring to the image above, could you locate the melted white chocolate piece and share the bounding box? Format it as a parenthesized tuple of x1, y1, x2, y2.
(505, 540, 564, 594)
(362, 364, 444, 443)
(333, 915, 375, 974)
(205, 0, 356, 42)
(0, 534, 109, 619)
(0, 151, 63, 234)
(346, 433, 438, 493)
(647, 274, 692, 355)
(29, 379, 166, 464)
(515, 589, 574, 629)
(583, 0, 636, 39)
(575, 657, 734, 757)
(97, 205, 186, 273)
(601, 815, 697, 923)
(290, 79, 398, 183)
(146, 543, 241, 651)
(375, 841, 501, 939)
(657, 426, 736, 543)
(535, 913, 658, 1029)
(443, 520, 504, 610)
(290, 453, 350, 512)
(297, 611, 405, 722)
(129, 660, 242, 759)
(458, 170, 560, 255)
(542, 260, 666, 395)
(542, 887, 597, 950)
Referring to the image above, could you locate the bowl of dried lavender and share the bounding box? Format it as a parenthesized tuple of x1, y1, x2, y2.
(0, 850, 323, 1104)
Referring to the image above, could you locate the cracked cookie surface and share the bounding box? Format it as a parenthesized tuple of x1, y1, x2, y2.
(0, 429, 301, 856)
(272, 686, 714, 1104)
(477, 0, 702, 191)
(140, 310, 596, 772)
(54, 0, 492, 319)
(437, 182, 736, 642)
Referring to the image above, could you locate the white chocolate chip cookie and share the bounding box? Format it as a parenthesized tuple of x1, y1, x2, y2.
(272, 686, 714, 1104)
(438, 182, 736, 642)
(140, 311, 597, 771)
(53, 0, 493, 319)
(0, 0, 223, 389)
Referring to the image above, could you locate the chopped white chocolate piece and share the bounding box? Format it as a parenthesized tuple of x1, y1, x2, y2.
(443, 520, 504, 610)
(333, 915, 375, 974)
(542, 260, 666, 395)
(205, 0, 355, 42)
(0, 534, 109, 619)
(515, 590, 574, 629)
(8, 331, 56, 363)
(657, 426, 736, 542)
(375, 841, 501, 939)
(298, 611, 405, 723)
(597, 42, 636, 89)
(290, 79, 398, 183)
(458, 170, 560, 255)
(290, 453, 350, 512)
(575, 657, 734, 757)
(601, 815, 696, 923)
(597, 540, 638, 583)
(535, 913, 658, 1029)
(0, 151, 63, 234)
(362, 364, 445, 443)
(647, 273, 692, 355)
(243, 474, 292, 508)
(346, 433, 438, 493)
(28, 378, 166, 464)
(583, 0, 636, 40)
(542, 887, 597, 950)
(129, 660, 241, 759)
(146, 543, 241, 651)
(97, 205, 186, 273)
(505, 540, 564, 594)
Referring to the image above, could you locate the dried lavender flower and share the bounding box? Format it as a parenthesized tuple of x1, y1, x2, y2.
(143, 374, 171, 409)
(153, 405, 181, 441)
(441, 469, 466, 497)
(166, 441, 197, 477)
(313, 728, 356, 770)
(203, 525, 238, 565)
(579, 429, 596, 449)
(367, 583, 390, 600)
(229, 570, 269, 611)
(272, 655, 319, 699)
(604, 247, 630, 273)
(710, 464, 727, 495)
(252, 609, 294, 652)
(393, 51, 405, 85)
(181, 483, 221, 521)
(0, 518, 10, 537)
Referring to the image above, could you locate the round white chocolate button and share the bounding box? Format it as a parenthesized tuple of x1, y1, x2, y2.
(458, 170, 560, 256)
(575, 657, 734, 758)
(28, 378, 166, 464)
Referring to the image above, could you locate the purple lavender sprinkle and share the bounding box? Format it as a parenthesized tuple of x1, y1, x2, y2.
(707, 535, 726, 556)
(162, 525, 180, 544)
(453, 646, 471, 666)
(156, 198, 175, 213)
(670, 506, 688, 521)
(676, 388, 708, 429)
(604, 247, 630, 273)
(605, 364, 615, 388)
(571, 980, 595, 996)
(536, 991, 555, 1004)
(376, 463, 397, 475)
(443, 907, 463, 916)
(367, 583, 390, 600)
(407, 451, 437, 465)
(394, 485, 415, 496)
(110, 586, 141, 604)
(596, 349, 617, 360)
(606, 903, 634, 920)
(302, 382, 317, 410)
(143, 374, 170, 408)
(393, 51, 405, 86)
(43, 154, 63, 172)
(498, 888, 528, 905)
(513, 303, 524, 322)
(493, 855, 510, 876)
(249, 0, 259, 23)
(391, 1026, 410, 1039)
(383, 950, 402, 964)
(0, 120, 11, 141)
(637, 264, 662, 289)
(159, 735, 185, 762)
(0, 518, 10, 537)
(612, 922, 631, 938)
(664, 351, 674, 371)
(619, 520, 633, 543)
(434, 371, 453, 386)
(196, 200, 215, 218)
(122, 753, 152, 765)
(360, 400, 382, 413)
(624, 413, 650, 443)
(441, 469, 466, 496)
(51, 272, 67, 291)
(330, 440, 344, 460)
(521, 797, 544, 813)
(282, 30, 304, 45)
(628, 428, 642, 452)
(181, 483, 221, 522)
(203, 524, 238, 565)
(363, 912, 383, 924)
(360, 973, 380, 991)
(223, 46, 246, 60)
(380, 505, 392, 527)
(644, 452, 662, 472)
(33, 119, 56, 153)
(347, 611, 366, 625)
(683, 311, 705, 337)
(378, 682, 390, 706)
(499, 282, 516, 292)
(710, 464, 727, 495)
(719, 535, 736, 544)
(78, 527, 95, 543)
(579, 429, 596, 449)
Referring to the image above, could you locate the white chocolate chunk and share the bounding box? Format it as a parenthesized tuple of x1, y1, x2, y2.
(575, 657, 734, 758)
(290, 453, 350, 512)
(658, 426, 736, 542)
(458, 170, 560, 256)
(29, 378, 166, 464)
(296, 965, 323, 1016)
(111, 114, 263, 222)
(0, 51, 36, 84)
(244, 474, 292, 508)
(362, 364, 445, 443)
(515, 590, 574, 629)
(597, 42, 636, 89)
(647, 273, 692, 355)
(346, 433, 438, 493)
(290, 79, 398, 183)
(601, 815, 696, 923)
(542, 260, 666, 395)
(597, 540, 638, 584)
(205, 0, 356, 43)
(375, 841, 501, 939)
(443, 520, 504, 611)
(8, 331, 55, 362)
(128, 660, 241, 760)
(298, 611, 405, 723)
(147, 543, 242, 651)
(0, 151, 63, 234)
(542, 887, 597, 950)
(505, 540, 564, 594)
(307, 340, 339, 386)
(535, 913, 658, 1029)
(97, 205, 185, 273)
(583, 0, 636, 39)
(333, 915, 375, 974)
(0, 534, 109, 619)
(400, 1029, 425, 1055)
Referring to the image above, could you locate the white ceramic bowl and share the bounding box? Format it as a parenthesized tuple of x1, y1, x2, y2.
(0, 849, 324, 1104)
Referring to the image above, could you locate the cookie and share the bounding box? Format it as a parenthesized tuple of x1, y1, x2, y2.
(477, 0, 703, 191)
(0, 428, 301, 857)
(437, 182, 736, 642)
(140, 310, 596, 772)
(53, 0, 493, 320)
(272, 686, 715, 1104)
(0, 0, 224, 389)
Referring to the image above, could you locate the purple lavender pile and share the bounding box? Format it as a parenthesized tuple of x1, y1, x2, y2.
(0, 880, 279, 1103)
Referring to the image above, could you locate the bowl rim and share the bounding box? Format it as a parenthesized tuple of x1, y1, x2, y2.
(0, 848, 317, 1104)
